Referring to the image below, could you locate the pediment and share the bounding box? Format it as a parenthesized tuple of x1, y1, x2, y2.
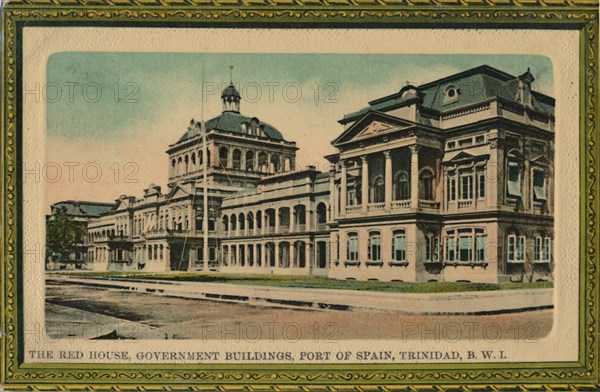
(332, 111, 417, 146)
(530, 155, 550, 165)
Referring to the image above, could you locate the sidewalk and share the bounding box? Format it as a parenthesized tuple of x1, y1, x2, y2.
(46, 275, 553, 315)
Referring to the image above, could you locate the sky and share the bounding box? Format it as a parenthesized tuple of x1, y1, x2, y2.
(45, 52, 554, 210)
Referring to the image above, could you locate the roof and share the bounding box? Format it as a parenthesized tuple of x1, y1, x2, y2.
(177, 111, 285, 143)
(51, 200, 114, 217)
(221, 83, 241, 99)
(341, 65, 555, 124)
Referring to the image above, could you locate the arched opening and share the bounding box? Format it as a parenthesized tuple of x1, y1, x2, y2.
(270, 154, 280, 173)
(371, 176, 385, 203)
(247, 211, 254, 231)
(222, 216, 229, 235)
(393, 171, 410, 200)
(230, 214, 237, 234)
(316, 202, 327, 230)
(258, 152, 268, 173)
(246, 151, 255, 171)
(419, 169, 435, 200)
(184, 154, 189, 174)
(293, 205, 306, 232)
(238, 212, 245, 233)
(219, 146, 229, 168)
(233, 149, 242, 170)
(279, 207, 290, 233)
(255, 210, 262, 232)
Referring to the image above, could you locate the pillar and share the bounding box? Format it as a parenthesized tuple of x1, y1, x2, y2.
(305, 204, 311, 231)
(340, 161, 347, 216)
(290, 242, 296, 269)
(384, 150, 392, 211)
(305, 242, 312, 271)
(361, 155, 369, 213)
(329, 168, 336, 221)
(241, 149, 246, 171)
(261, 241, 267, 267)
(275, 207, 280, 234)
(274, 242, 280, 269)
(410, 145, 420, 208)
(290, 207, 295, 233)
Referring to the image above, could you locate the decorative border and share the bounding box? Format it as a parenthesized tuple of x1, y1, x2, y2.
(1, 3, 599, 390)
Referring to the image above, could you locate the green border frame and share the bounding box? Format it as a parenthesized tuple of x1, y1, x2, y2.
(1, 2, 598, 390)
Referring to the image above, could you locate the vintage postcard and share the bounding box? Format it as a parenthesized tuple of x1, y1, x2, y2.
(1, 3, 599, 391)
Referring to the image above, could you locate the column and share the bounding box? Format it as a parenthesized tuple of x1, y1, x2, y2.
(410, 145, 420, 209)
(361, 155, 369, 213)
(267, 153, 272, 173)
(275, 207, 280, 234)
(165, 245, 170, 272)
(305, 204, 311, 231)
(305, 242, 312, 271)
(290, 242, 296, 269)
(261, 241, 267, 267)
(523, 159, 530, 211)
(290, 207, 295, 233)
(274, 242, 280, 269)
(329, 168, 336, 221)
(241, 149, 246, 171)
(227, 148, 232, 169)
(488, 137, 499, 209)
(254, 151, 259, 172)
(340, 161, 347, 216)
(384, 150, 392, 211)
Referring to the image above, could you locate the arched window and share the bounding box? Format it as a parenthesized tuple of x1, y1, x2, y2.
(368, 231, 381, 261)
(372, 176, 385, 203)
(219, 147, 229, 168)
(191, 153, 196, 168)
(246, 151, 255, 171)
(258, 152, 268, 173)
(316, 203, 327, 225)
(222, 216, 229, 233)
(394, 171, 410, 200)
(184, 154, 189, 174)
(419, 169, 435, 200)
(247, 212, 254, 230)
(233, 149, 242, 170)
(230, 214, 237, 232)
(256, 210, 262, 229)
(392, 230, 406, 262)
(347, 232, 358, 261)
(239, 213, 245, 231)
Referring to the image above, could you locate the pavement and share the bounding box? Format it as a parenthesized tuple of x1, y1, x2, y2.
(46, 275, 553, 315)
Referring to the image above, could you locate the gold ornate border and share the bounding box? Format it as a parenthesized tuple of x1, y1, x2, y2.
(1, 3, 599, 391)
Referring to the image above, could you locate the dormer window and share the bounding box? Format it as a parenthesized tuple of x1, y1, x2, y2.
(443, 85, 461, 105)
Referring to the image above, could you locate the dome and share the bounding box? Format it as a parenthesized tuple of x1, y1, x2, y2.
(221, 83, 241, 99)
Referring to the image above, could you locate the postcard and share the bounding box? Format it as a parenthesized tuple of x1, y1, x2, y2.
(2, 6, 599, 390)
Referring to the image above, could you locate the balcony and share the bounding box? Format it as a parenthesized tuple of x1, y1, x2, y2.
(419, 200, 440, 209)
(391, 199, 411, 209)
(458, 200, 473, 209)
(345, 205, 362, 214)
(367, 202, 385, 212)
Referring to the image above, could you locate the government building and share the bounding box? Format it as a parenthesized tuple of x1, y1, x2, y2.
(48, 64, 555, 283)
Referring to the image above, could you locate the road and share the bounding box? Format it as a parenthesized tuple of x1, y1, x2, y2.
(46, 283, 553, 341)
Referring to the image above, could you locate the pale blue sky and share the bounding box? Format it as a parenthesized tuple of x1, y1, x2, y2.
(46, 53, 554, 206)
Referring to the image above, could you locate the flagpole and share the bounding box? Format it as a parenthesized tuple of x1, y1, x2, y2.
(202, 61, 209, 272)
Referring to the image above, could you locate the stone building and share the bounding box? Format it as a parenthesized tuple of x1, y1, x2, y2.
(53, 64, 555, 283)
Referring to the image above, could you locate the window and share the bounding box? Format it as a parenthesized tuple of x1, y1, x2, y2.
(458, 233, 473, 262)
(458, 138, 473, 147)
(347, 233, 358, 261)
(475, 135, 485, 144)
(507, 162, 522, 197)
(419, 170, 434, 200)
(372, 176, 385, 203)
(209, 247, 216, 261)
(477, 168, 485, 199)
(447, 171, 456, 202)
(368, 232, 381, 261)
(534, 236, 552, 261)
(395, 172, 410, 200)
(533, 169, 547, 202)
(447, 141, 456, 150)
(460, 171, 473, 200)
(476, 233, 486, 263)
(393, 230, 407, 262)
(425, 235, 439, 262)
(446, 236, 455, 262)
(507, 234, 526, 262)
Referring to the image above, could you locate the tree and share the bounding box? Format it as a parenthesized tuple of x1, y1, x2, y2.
(46, 207, 83, 264)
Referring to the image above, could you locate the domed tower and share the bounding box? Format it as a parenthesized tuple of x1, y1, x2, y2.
(221, 66, 241, 113)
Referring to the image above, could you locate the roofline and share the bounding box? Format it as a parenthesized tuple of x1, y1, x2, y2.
(51, 200, 115, 207)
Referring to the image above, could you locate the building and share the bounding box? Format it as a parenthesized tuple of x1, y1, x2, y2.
(50, 64, 555, 283)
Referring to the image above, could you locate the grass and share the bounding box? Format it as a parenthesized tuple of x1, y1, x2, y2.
(52, 271, 554, 294)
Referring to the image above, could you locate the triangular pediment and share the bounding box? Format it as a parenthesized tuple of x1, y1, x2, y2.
(166, 183, 193, 200)
(332, 111, 417, 146)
